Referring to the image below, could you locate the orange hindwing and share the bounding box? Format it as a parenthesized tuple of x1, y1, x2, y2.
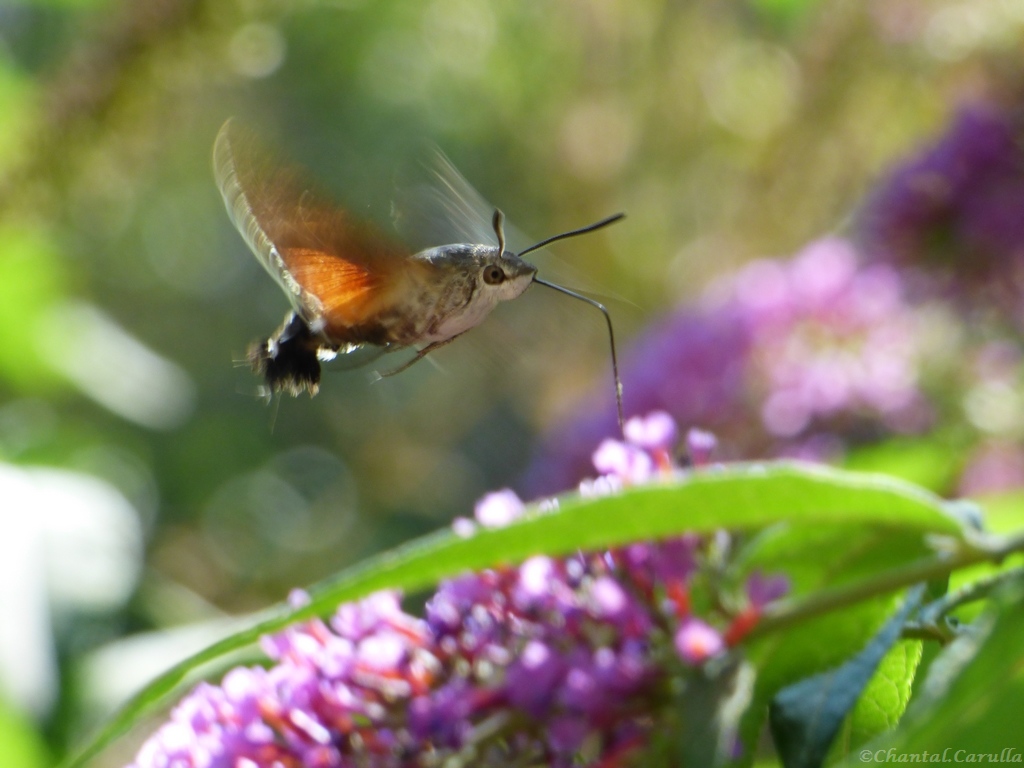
(214, 119, 413, 337)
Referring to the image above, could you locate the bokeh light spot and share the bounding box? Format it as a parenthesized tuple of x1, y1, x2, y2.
(700, 42, 800, 140)
(229, 22, 286, 79)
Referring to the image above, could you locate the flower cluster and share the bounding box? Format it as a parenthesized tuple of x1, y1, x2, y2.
(523, 302, 752, 495)
(857, 102, 1024, 493)
(526, 101, 1024, 500)
(526, 237, 933, 494)
(128, 413, 787, 768)
(723, 238, 931, 440)
(859, 105, 1024, 310)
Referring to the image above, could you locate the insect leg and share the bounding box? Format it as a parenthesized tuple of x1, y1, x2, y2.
(378, 334, 465, 378)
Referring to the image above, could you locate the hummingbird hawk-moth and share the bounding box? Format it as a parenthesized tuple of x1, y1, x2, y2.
(213, 119, 625, 429)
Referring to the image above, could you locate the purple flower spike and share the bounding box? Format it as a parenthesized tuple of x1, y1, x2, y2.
(860, 104, 1024, 328)
(733, 238, 928, 439)
(526, 230, 931, 493)
(522, 307, 752, 496)
(861, 106, 1024, 273)
(129, 412, 790, 768)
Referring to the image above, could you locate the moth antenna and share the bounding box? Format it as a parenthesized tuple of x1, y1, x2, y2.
(533, 277, 625, 434)
(492, 208, 507, 254)
(519, 213, 625, 258)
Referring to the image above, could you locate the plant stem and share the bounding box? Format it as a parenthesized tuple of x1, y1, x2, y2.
(746, 529, 1024, 641)
(921, 563, 1024, 620)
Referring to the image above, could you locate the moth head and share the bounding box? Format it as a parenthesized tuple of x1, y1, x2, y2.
(480, 252, 537, 301)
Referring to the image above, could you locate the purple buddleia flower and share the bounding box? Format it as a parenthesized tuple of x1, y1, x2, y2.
(860, 104, 1024, 323)
(128, 413, 787, 768)
(746, 571, 790, 608)
(857, 103, 1024, 494)
(523, 304, 754, 496)
(474, 488, 525, 528)
(623, 410, 678, 452)
(675, 618, 726, 665)
(733, 238, 930, 439)
(592, 438, 655, 484)
(686, 428, 718, 466)
(525, 236, 932, 494)
(518, 107, 1024, 502)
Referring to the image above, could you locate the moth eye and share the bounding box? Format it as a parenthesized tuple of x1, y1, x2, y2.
(483, 265, 506, 285)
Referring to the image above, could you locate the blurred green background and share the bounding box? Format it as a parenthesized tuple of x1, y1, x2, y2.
(1, 0, 1022, 764)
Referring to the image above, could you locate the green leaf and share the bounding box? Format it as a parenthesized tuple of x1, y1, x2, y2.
(734, 518, 939, 755)
(65, 462, 964, 768)
(830, 640, 923, 757)
(768, 587, 924, 768)
(853, 582, 1024, 761)
(0, 698, 48, 768)
(844, 437, 960, 493)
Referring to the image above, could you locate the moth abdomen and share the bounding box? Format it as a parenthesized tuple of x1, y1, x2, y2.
(249, 313, 325, 397)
